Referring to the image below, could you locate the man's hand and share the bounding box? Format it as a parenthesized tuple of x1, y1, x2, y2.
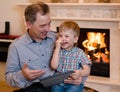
(64, 76, 82, 85)
(70, 70, 81, 80)
(22, 63, 45, 80)
(64, 70, 82, 85)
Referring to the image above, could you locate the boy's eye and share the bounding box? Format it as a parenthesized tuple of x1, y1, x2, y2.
(58, 35, 62, 37)
(65, 35, 69, 38)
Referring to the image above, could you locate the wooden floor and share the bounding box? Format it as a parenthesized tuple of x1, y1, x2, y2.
(0, 81, 18, 92)
(0, 81, 97, 92)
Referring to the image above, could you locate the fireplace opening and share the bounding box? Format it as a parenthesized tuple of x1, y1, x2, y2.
(77, 28, 110, 77)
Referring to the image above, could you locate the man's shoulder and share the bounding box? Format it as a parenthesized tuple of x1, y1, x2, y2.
(48, 31, 57, 36)
(13, 34, 26, 42)
(10, 34, 28, 46)
(47, 31, 57, 41)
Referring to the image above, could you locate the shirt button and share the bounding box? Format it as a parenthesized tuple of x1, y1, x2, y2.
(29, 59, 31, 62)
(42, 54, 44, 56)
(44, 66, 47, 68)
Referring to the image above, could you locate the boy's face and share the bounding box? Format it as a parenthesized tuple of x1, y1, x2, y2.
(58, 30, 78, 50)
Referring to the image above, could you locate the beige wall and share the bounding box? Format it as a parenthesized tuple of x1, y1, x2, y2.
(0, 0, 29, 35)
(110, 0, 120, 3)
(0, 0, 120, 35)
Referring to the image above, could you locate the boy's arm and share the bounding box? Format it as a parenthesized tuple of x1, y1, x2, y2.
(70, 64, 91, 80)
(51, 47, 60, 69)
(64, 65, 91, 85)
(79, 64, 91, 76)
(51, 39, 61, 70)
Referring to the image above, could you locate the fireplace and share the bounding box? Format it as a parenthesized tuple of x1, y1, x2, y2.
(78, 28, 110, 77)
(47, 3, 120, 92)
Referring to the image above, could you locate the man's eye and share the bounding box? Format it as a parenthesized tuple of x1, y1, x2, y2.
(39, 25, 45, 28)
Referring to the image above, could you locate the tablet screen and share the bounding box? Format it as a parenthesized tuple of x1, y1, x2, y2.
(39, 70, 74, 87)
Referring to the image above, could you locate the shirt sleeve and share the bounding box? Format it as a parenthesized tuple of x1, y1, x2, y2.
(5, 43, 28, 88)
(79, 49, 92, 66)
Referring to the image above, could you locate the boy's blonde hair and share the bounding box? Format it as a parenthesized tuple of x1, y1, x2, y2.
(59, 20, 80, 38)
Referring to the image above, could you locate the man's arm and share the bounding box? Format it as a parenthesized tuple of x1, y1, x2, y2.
(5, 44, 45, 88)
(70, 64, 90, 80)
(5, 44, 27, 88)
(64, 64, 91, 85)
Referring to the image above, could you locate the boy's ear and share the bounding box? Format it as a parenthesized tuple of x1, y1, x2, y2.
(74, 36, 79, 43)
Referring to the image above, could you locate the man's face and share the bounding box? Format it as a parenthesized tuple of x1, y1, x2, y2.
(27, 13, 51, 41)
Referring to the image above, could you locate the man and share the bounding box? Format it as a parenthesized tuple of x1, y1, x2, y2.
(5, 1, 83, 92)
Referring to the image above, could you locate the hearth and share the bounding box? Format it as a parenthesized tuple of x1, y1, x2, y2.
(77, 28, 110, 77)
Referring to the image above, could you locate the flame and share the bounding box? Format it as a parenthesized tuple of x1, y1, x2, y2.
(82, 32, 106, 50)
(82, 32, 109, 63)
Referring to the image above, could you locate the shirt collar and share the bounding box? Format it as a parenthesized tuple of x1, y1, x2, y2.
(61, 47, 77, 53)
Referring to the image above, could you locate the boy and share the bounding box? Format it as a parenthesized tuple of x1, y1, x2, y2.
(51, 21, 92, 92)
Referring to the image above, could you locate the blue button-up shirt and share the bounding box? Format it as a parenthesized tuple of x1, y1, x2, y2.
(5, 31, 56, 88)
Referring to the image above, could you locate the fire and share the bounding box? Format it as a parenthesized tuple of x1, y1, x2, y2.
(82, 32, 109, 63)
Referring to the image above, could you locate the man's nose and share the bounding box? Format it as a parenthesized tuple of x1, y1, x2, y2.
(45, 24, 50, 32)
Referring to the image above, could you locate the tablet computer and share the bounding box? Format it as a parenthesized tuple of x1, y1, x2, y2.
(39, 70, 74, 87)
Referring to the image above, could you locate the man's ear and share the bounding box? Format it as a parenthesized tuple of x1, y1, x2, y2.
(26, 22, 32, 29)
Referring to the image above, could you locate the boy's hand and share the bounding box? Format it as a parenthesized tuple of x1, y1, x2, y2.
(70, 70, 81, 80)
(55, 38, 62, 49)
